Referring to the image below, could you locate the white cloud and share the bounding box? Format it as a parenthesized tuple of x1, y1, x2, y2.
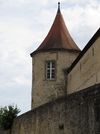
(0, 9, 33, 113)
(61, 0, 100, 48)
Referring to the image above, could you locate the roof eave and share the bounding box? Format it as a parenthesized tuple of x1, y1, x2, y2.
(67, 28, 100, 73)
(30, 48, 81, 57)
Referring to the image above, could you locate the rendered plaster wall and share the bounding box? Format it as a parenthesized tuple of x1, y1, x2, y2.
(67, 37, 100, 94)
(31, 51, 79, 109)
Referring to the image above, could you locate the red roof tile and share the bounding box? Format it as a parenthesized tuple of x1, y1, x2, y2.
(31, 3, 80, 56)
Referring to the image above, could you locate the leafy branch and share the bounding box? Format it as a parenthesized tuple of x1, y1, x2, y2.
(0, 105, 20, 130)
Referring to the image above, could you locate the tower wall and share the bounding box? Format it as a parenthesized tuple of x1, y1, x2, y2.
(31, 50, 79, 109)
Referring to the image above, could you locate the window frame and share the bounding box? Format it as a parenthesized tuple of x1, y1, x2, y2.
(45, 60, 56, 80)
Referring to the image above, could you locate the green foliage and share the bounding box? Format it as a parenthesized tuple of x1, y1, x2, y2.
(0, 105, 20, 130)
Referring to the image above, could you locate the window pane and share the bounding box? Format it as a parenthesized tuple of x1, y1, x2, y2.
(52, 70, 55, 79)
(52, 62, 55, 68)
(47, 74, 50, 79)
(47, 69, 50, 79)
(52, 74, 55, 79)
(47, 62, 50, 68)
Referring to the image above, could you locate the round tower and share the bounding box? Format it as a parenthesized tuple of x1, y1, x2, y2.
(30, 3, 81, 109)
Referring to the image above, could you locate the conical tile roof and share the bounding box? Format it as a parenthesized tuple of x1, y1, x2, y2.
(31, 3, 80, 56)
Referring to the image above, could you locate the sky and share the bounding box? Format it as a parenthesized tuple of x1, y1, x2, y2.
(0, 0, 100, 114)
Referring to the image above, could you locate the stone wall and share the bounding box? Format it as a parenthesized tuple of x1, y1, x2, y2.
(31, 50, 79, 109)
(0, 130, 11, 134)
(67, 36, 100, 94)
(11, 84, 100, 134)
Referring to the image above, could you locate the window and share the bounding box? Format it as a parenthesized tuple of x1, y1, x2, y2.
(46, 61, 56, 80)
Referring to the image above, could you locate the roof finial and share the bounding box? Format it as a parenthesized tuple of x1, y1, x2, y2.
(58, 2, 60, 13)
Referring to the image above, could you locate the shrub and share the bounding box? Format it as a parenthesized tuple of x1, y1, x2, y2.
(0, 105, 20, 130)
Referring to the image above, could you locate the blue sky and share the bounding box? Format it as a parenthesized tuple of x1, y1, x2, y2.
(0, 0, 100, 114)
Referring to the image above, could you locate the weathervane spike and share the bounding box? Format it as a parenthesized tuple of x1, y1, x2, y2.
(58, 2, 60, 13)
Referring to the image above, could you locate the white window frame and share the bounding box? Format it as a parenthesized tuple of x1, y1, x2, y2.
(46, 61, 56, 80)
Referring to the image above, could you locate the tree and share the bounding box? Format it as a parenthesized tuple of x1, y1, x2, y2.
(0, 105, 20, 130)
